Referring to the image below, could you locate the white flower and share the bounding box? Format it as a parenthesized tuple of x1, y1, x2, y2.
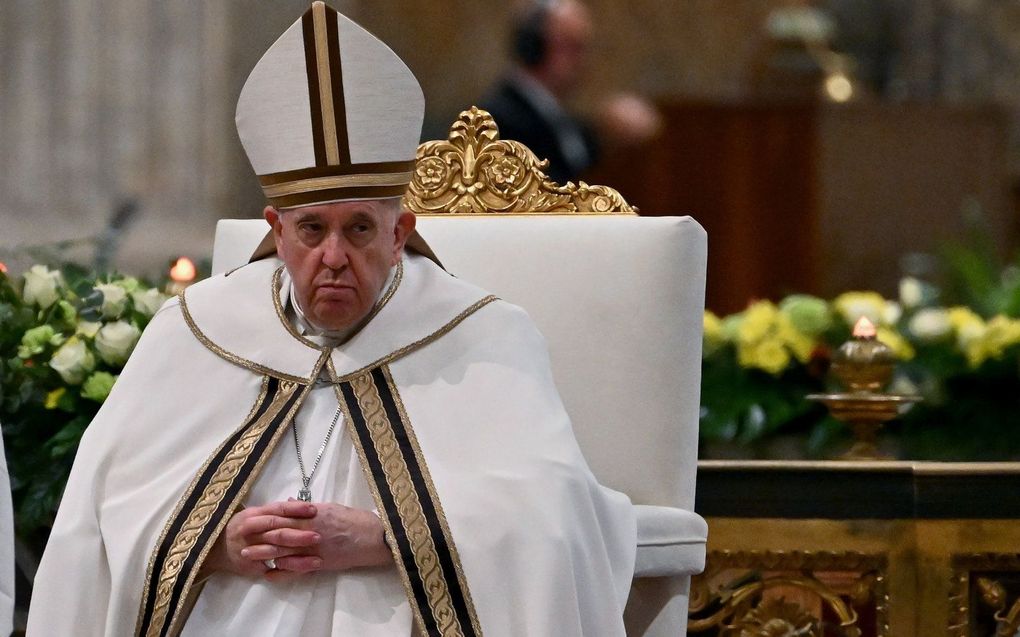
(49, 337, 96, 385)
(95, 282, 129, 318)
(113, 277, 141, 293)
(75, 321, 103, 339)
(131, 287, 168, 317)
(882, 301, 902, 326)
(899, 277, 924, 309)
(95, 320, 142, 365)
(23, 265, 63, 309)
(908, 307, 951, 342)
(889, 374, 920, 397)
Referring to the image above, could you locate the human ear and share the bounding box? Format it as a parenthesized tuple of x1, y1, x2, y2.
(391, 211, 416, 264)
(264, 206, 284, 253)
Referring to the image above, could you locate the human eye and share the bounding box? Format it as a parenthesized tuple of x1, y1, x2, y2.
(346, 216, 378, 245)
(295, 219, 324, 242)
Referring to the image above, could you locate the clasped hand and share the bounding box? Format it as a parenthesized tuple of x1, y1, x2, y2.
(204, 500, 392, 581)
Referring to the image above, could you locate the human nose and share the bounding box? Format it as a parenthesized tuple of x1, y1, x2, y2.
(320, 234, 349, 270)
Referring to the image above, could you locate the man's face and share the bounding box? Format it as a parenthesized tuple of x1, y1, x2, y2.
(543, 1, 593, 95)
(264, 199, 416, 331)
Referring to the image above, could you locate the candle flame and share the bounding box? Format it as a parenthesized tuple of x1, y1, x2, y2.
(169, 257, 196, 283)
(0, 262, 7, 274)
(852, 316, 877, 339)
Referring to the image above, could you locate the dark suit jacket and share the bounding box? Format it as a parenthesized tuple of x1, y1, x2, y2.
(479, 78, 599, 185)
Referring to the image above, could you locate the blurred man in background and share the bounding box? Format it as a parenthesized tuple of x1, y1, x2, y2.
(481, 0, 662, 184)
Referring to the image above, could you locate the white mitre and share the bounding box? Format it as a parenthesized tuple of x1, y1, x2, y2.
(236, 1, 424, 210)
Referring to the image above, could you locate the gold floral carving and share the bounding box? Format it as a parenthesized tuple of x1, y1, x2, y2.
(727, 598, 818, 637)
(950, 553, 1020, 637)
(403, 106, 635, 215)
(689, 550, 887, 637)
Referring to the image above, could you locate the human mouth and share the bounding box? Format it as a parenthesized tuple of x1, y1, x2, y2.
(314, 282, 356, 299)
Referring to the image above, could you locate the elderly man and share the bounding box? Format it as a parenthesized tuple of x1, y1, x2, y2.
(27, 3, 635, 636)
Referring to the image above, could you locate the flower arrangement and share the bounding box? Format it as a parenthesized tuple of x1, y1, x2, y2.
(702, 279, 1020, 460)
(0, 265, 168, 539)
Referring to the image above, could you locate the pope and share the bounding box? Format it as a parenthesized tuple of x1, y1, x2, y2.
(27, 3, 636, 635)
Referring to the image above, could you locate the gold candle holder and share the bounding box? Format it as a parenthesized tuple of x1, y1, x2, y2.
(807, 317, 920, 460)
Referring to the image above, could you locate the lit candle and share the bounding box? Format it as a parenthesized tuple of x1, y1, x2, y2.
(831, 315, 894, 393)
(166, 257, 197, 295)
(0, 262, 7, 275)
(852, 316, 876, 339)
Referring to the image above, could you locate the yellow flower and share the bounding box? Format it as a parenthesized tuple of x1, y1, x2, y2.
(948, 306, 985, 343)
(775, 314, 815, 364)
(947, 306, 986, 365)
(737, 301, 778, 345)
(703, 311, 724, 355)
(969, 315, 1020, 367)
(738, 338, 790, 375)
(45, 387, 66, 410)
(876, 327, 914, 361)
(833, 291, 887, 326)
(722, 314, 743, 342)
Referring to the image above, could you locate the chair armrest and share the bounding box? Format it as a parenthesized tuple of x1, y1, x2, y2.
(634, 505, 707, 578)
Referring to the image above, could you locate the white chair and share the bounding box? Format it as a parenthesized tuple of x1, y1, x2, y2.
(212, 108, 708, 635)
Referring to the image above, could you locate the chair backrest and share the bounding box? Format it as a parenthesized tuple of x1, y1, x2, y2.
(414, 215, 706, 510)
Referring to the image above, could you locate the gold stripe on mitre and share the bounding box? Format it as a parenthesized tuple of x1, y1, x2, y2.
(263, 172, 413, 199)
(258, 161, 416, 209)
(312, 2, 341, 165)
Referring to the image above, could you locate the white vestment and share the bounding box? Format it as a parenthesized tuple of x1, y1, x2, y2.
(0, 432, 14, 637)
(28, 253, 636, 636)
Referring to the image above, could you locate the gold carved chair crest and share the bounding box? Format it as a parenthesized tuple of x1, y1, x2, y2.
(403, 106, 635, 215)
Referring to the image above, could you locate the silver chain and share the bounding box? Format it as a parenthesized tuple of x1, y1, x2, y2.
(292, 404, 342, 502)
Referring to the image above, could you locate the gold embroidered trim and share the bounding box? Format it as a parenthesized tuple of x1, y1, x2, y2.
(134, 375, 272, 634)
(359, 258, 403, 327)
(381, 366, 483, 636)
(344, 371, 469, 635)
(271, 260, 404, 351)
(141, 379, 309, 636)
(163, 354, 326, 636)
(263, 172, 414, 198)
(272, 267, 328, 351)
(333, 295, 499, 383)
(179, 289, 313, 385)
(313, 2, 339, 165)
(328, 360, 431, 634)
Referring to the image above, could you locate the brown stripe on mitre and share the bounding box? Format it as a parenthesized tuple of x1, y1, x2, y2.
(260, 161, 414, 208)
(259, 161, 415, 186)
(268, 184, 410, 209)
(301, 6, 327, 167)
(298, 1, 349, 167)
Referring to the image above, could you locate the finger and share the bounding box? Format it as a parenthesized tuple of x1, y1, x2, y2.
(250, 528, 321, 549)
(273, 555, 324, 574)
(236, 513, 315, 537)
(248, 501, 317, 519)
(240, 543, 316, 561)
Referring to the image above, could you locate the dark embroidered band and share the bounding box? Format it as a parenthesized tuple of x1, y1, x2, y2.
(136, 377, 312, 637)
(338, 367, 482, 637)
